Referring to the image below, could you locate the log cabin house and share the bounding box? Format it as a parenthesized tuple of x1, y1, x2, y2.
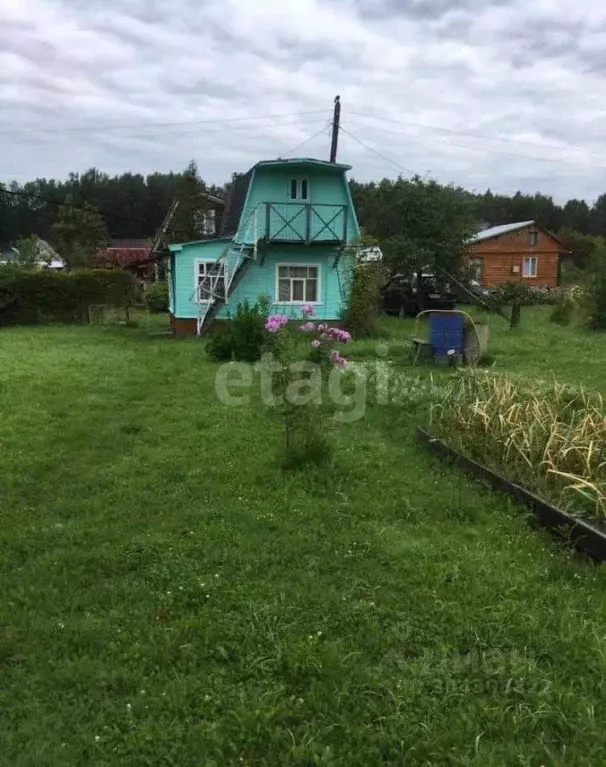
(469, 221, 565, 289)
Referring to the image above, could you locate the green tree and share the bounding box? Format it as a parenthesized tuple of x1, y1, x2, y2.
(50, 203, 109, 270)
(584, 245, 606, 329)
(351, 176, 477, 296)
(172, 160, 207, 242)
(558, 229, 598, 270)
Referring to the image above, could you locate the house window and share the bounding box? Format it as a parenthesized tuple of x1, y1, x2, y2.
(196, 260, 226, 301)
(529, 230, 538, 246)
(289, 178, 309, 201)
(523, 257, 537, 278)
(469, 257, 483, 282)
(277, 264, 319, 303)
(201, 209, 216, 235)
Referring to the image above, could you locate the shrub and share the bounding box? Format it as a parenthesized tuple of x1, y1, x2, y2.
(344, 262, 382, 338)
(206, 328, 234, 361)
(206, 297, 270, 362)
(583, 246, 606, 330)
(0, 267, 137, 326)
(144, 282, 169, 313)
(550, 297, 575, 326)
(263, 307, 352, 469)
(229, 299, 268, 362)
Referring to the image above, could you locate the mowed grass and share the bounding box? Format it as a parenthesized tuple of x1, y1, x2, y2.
(1, 313, 606, 766)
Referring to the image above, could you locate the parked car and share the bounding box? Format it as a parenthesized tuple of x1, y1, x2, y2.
(381, 273, 457, 317)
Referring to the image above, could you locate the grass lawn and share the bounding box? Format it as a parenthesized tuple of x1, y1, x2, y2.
(1, 310, 606, 766)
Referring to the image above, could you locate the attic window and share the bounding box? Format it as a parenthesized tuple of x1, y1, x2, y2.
(289, 178, 309, 201)
(529, 230, 539, 246)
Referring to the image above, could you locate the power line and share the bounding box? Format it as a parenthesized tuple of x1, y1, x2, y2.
(0, 185, 192, 239)
(281, 122, 332, 158)
(338, 126, 418, 177)
(346, 119, 606, 170)
(350, 109, 606, 159)
(3, 117, 330, 147)
(0, 109, 327, 136)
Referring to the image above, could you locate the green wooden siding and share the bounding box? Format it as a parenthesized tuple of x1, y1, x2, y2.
(236, 165, 359, 244)
(170, 241, 353, 320)
(168, 158, 360, 323)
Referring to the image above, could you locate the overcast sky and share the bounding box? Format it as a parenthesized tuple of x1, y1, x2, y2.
(2, 0, 606, 202)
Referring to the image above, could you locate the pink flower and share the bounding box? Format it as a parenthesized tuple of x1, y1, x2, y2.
(302, 305, 315, 317)
(325, 327, 352, 343)
(330, 350, 348, 368)
(311, 339, 321, 348)
(299, 322, 315, 332)
(265, 314, 289, 333)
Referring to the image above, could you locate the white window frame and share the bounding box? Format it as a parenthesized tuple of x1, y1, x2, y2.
(289, 178, 309, 202)
(194, 259, 227, 303)
(469, 257, 483, 282)
(275, 263, 322, 304)
(201, 209, 216, 236)
(522, 256, 537, 278)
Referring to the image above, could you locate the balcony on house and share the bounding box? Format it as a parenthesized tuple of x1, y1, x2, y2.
(262, 202, 349, 244)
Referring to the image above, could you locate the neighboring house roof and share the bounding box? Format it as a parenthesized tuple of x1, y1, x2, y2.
(0, 238, 65, 268)
(470, 221, 535, 243)
(199, 192, 225, 206)
(358, 246, 384, 263)
(0, 245, 19, 261)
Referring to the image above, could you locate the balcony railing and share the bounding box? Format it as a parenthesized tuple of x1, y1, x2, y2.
(263, 202, 348, 244)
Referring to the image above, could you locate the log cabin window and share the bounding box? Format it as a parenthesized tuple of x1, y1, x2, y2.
(469, 258, 483, 282)
(289, 178, 309, 201)
(276, 264, 319, 303)
(523, 256, 537, 278)
(529, 230, 539, 246)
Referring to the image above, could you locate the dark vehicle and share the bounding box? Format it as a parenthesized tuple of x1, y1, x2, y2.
(381, 272, 457, 317)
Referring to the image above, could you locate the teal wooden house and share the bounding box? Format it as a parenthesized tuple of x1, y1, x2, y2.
(167, 157, 360, 336)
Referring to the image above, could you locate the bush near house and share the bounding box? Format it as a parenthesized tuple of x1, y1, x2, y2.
(206, 299, 270, 363)
(144, 281, 169, 314)
(0, 267, 137, 326)
(583, 245, 606, 330)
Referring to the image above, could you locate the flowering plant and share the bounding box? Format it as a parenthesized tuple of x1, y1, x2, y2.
(261, 306, 354, 468)
(264, 305, 351, 370)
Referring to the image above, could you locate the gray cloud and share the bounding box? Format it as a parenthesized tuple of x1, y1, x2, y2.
(2, 0, 606, 202)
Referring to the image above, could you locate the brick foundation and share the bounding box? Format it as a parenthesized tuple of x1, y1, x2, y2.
(169, 314, 235, 338)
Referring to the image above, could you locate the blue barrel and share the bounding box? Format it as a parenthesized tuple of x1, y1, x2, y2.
(429, 312, 464, 356)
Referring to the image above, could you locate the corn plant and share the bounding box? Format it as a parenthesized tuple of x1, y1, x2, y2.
(431, 371, 606, 517)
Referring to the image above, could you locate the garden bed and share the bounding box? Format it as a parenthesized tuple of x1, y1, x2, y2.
(416, 427, 606, 562)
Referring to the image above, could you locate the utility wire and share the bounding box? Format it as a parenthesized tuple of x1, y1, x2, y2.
(350, 109, 606, 159)
(0, 186, 192, 239)
(346, 119, 605, 171)
(338, 126, 418, 177)
(3, 117, 329, 147)
(281, 122, 332, 158)
(0, 109, 327, 136)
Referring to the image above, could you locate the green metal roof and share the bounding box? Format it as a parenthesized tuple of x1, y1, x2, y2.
(254, 158, 352, 172)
